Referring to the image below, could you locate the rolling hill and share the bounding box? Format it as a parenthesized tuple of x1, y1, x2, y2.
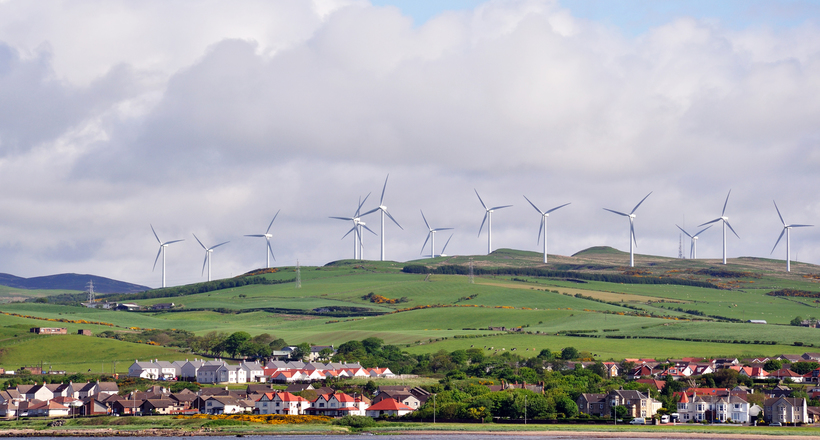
(0, 273, 148, 294)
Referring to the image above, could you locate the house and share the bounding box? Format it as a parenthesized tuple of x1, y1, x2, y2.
(605, 389, 662, 419)
(677, 393, 751, 423)
(240, 361, 265, 383)
(803, 353, 820, 361)
(576, 393, 607, 417)
(764, 397, 808, 424)
(197, 364, 222, 384)
(309, 345, 335, 361)
(27, 400, 70, 417)
(150, 302, 175, 310)
(732, 366, 769, 380)
(602, 362, 621, 378)
(129, 361, 161, 379)
(112, 399, 145, 415)
(115, 303, 141, 311)
(371, 391, 421, 409)
(628, 364, 658, 379)
(30, 327, 67, 335)
(78, 329, 93, 336)
(635, 379, 666, 392)
(215, 365, 248, 384)
(777, 354, 804, 363)
(22, 383, 55, 402)
(366, 398, 414, 417)
(81, 397, 110, 416)
(203, 396, 254, 414)
(307, 392, 367, 416)
(770, 368, 805, 383)
(256, 392, 310, 415)
(141, 399, 179, 415)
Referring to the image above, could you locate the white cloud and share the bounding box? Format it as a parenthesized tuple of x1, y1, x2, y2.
(0, 0, 818, 287)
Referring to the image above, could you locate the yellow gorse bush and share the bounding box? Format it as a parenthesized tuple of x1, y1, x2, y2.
(176, 414, 332, 424)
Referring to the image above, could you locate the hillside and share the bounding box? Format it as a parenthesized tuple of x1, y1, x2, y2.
(0, 273, 148, 294)
(2, 247, 820, 373)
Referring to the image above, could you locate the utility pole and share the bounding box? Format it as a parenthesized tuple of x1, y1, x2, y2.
(469, 258, 474, 284)
(296, 260, 301, 289)
(86, 280, 95, 303)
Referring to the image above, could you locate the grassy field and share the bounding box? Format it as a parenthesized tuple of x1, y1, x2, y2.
(1, 248, 820, 371)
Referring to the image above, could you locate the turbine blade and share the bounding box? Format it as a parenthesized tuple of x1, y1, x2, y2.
(211, 241, 230, 250)
(356, 193, 371, 217)
(603, 208, 629, 217)
(342, 226, 356, 239)
(268, 239, 276, 262)
(152, 247, 162, 271)
(689, 241, 694, 259)
(361, 207, 380, 216)
(266, 210, 280, 234)
(421, 232, 431, 255)
(384, 209, 403, 229)
(245, 234, 266, 237)
(698, 218, 721, 227)
(545, 202, 571, 214)
(329, 216, 354, 221)
(202, 254, 208, 276)
(631, 191, 652, 214)
(478, 212, 488, 237)
(193, 233, 207, 250)
(380, 174, 389, 205)
(676, 225, 693, 238)
(441, 233, 454, 254)
(420, 210, 430, 230)
(164, 239, 184, 245)
(474, 189, 487, 210)
(721, 189, 731, 216)
(362, 224, 378, 236)
(537, 217, 544, 245)
(490, 205, 513, 210)
(772, 200, 786, 226)
(631, 221, 638, 248)
(771, 228, 786, 254)
(523, 195, 543, 214)
(725, 220, 740, 239)
(434, 227, 454, 232)
(694, 225, 713, 236)
(790, 224, 814, 228)
(150, 224, 161, 244)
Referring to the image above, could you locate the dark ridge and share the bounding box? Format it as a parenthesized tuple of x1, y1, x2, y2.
(0, 273, 148, 294)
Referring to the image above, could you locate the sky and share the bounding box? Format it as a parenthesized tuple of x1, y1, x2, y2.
(1, 0, 819, 288)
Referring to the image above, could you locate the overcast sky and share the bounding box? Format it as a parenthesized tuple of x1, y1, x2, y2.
(1, 0, 819, 288)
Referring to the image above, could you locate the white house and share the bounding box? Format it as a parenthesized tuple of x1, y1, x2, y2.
(366, 398, 414, 417)
(240, 361, 265, 382)
(216, 365, 247, 384)
(128, 361, 160, 379)
(677, 393, 751, 423)
(256, 392, 310, 415)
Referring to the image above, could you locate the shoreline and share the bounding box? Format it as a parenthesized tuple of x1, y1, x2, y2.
(1, 428, 819, 439)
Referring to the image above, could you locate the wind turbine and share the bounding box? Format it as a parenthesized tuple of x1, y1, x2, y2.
(771, 200, 813, 272)
(676, 225, 712, 259)
(523, 196, 570, 264)
(420, 210, 453, 259)
(698, 190, 739, 265)
(151, 225, 184, 288)
(330, 195, 376, 260)
(603, 192, 652, 268)
(245, 210, 280, 269)
(362, 175, 403, 261)
(475, 190, 512, 255)
(193, 234, 229, 282)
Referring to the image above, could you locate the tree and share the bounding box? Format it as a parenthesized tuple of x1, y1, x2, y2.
(554, 394, 579, 418)
(223, 331, 251, 357)
(292, 342, 311, 361)
(763, 359, 783, 372)
(318, 347, 334, 361)
(791, 361, 819, 375)
(589, 362, 607, 378)
(614, 405, 628, 419)
(362, 337, 384, 354)
(561, 347, 579, 360)
(269, 338, 288, 351)
(791, 316, 804, 326)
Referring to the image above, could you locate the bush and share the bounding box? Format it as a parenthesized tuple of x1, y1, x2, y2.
(333, 415, 376, 428)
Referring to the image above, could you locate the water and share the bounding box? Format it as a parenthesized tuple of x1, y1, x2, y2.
(6, 436, 705, 440)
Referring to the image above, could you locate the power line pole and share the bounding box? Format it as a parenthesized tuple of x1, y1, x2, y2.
(469, 258, 474, 284)
(678, 234, 683, 259)
(86, 280, 95, 303)
(295, 260, 301, 289)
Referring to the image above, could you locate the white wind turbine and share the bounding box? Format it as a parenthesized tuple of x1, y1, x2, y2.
(245, 210, 280, 269)
(437, 233, 454, 257)
(362, 175, 403, 261)
(603, 192, 652, 268)
(475, 190, 512, 255)
(698, 190, 739, 265)
(523, 196, 570, 264)
(151, 225, 184, 288)
(331, 195, 376, 260)
(675, 225, 712, 259)
(771, 200, 813, 272)
(420, 210, 453, 259)
(193, 234, 229, 282)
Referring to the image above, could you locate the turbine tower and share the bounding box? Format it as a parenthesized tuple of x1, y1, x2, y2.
(523, 196, 570, 263)
(771, 200, 813, 272)
(420, 210, 453, 259)
(362, 174, 403, 261)
(331, 195, 375, 260)
(475, 189, 512, 255)
(245, 210, 280, 268)
(698, 190, 739, 265)
(193, 233, 229, 282)
(675, 225, 712, 259)
(151, 225, 184, 288)
(603, 192, 652, 268)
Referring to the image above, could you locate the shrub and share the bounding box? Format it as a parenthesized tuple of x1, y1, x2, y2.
(333, 415, 375, 428)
